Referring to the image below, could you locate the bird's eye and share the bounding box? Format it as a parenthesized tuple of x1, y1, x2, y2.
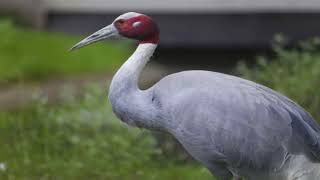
(132, 21, 142, 28)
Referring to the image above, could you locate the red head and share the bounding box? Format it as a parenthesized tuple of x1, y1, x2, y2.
(114, 12, 160, 44)
(70, 12, 160, 51)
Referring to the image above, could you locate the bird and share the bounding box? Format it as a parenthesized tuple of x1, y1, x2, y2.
(70, 12, 320, 180)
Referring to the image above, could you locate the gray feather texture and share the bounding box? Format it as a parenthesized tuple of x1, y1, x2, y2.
(148, 70, 320, 179)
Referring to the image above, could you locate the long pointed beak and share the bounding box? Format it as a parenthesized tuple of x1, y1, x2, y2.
(70, 24, 118, 51)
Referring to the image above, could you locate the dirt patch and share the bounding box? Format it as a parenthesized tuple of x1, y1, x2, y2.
(0, 63, 169, 110)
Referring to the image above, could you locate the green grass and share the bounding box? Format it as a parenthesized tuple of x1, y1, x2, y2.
(0, 85, 213, 180)
(0, 19, 132, 84)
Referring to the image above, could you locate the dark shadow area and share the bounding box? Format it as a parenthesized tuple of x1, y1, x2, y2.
(154, 47, 272, 73)
(47, 12, 320, 49)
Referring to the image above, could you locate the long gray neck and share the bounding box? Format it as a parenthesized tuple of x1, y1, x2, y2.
(109, 43, 157, 95)
(108, 43, 164, 130)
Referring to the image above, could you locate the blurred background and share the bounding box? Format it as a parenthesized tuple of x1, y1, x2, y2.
(0, 0, 319, 179)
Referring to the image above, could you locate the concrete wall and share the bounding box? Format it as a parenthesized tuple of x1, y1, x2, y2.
(43, 0, 320, 13)
(42, 0, 320, 48)
(47, 12, 320, 48)
(0, 0, 45, 27)
(2, 0, 320, 48)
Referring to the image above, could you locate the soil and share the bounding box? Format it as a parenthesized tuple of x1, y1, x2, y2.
(0, 63, 170, 110)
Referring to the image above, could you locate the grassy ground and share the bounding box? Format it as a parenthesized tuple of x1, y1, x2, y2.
(0, 19, 132, 84)
(0, 85, 213, 180)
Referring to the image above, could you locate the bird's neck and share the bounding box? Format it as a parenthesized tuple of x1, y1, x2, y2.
(108, 43, 163, 129)
(109, 43, 157, 95)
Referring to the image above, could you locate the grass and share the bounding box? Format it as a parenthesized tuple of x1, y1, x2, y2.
(0, 85, 213, 180)
(0, 19, 132, 84)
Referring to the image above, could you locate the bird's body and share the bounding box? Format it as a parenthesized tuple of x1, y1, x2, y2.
(71, 12, 320, 180)
(108, 43, 320, 180)
(153, 71, 320, 180)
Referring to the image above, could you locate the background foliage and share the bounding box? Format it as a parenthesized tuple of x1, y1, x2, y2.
(0, 19, 131, 84)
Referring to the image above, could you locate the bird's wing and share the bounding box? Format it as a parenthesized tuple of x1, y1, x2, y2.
(152, 70, 320, 169)
(253, 83, 320, 160)
(233, 81, 320, 168)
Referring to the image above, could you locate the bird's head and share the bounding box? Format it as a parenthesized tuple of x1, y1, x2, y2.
(70, 12, 159, 51)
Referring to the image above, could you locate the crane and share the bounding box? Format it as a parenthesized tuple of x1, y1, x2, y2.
(70, 12, 320, 180)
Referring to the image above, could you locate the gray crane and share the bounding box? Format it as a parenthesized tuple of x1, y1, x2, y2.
(71, 12, 320, 180)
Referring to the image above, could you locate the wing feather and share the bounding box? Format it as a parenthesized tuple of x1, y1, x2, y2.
(153, 70, 320, 167)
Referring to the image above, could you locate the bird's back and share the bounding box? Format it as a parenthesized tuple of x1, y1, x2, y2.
(151, 70, 320, 179)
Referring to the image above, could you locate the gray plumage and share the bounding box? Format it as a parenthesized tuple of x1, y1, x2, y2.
(71, 12, 320, 180)
(151, 71, 320, 179)
(108, 44, 320, 180)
